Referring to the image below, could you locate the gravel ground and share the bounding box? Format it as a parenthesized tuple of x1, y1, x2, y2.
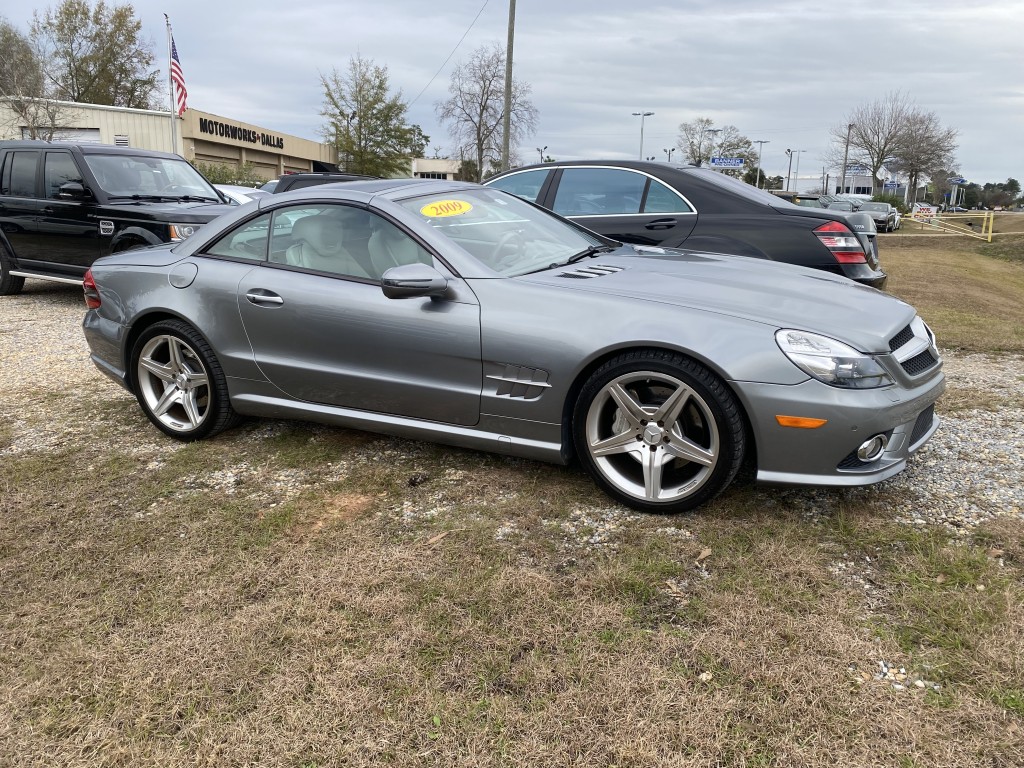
(2, 281, 1022, 535)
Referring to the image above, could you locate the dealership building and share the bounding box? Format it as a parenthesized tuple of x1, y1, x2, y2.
(0, 99, 339, 179)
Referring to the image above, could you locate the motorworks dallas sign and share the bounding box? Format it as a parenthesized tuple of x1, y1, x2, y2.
(197, 117, 285, 150)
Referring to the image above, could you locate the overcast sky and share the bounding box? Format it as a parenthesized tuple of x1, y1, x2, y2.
(6, 0, 1022, 188)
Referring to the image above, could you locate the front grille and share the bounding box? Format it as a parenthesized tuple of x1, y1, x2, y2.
(909, 404, 935, 446)
(837, 451, 872, 470)
(888, 324, 914, 352)
(901, 349, 938, 376)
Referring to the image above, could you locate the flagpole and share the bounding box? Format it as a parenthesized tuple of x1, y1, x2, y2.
(164, 14, 178, 154)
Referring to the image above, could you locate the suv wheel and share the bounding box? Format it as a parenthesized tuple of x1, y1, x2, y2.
(0, 244, 26, 296)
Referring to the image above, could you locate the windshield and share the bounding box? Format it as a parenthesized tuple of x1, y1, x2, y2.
(828, 200, 855, 211)
(396, 187, 605, 276)
(859, 203, 888, 212)
(83, 154, 219, 199)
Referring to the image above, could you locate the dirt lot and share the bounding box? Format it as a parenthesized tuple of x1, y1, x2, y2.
(1, 237, 1022, 767)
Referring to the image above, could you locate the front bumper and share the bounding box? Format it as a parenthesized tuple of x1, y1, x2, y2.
(734, 371, 945, 488)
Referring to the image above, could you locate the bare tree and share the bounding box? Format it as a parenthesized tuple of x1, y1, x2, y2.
(676, 118, 753, 176)
(30, 0, 161, 109)
(436, 43, 537, 182)
(0, 17, 73, 139)
(832, 92, 916, 195)
(887, 108, 958, 205)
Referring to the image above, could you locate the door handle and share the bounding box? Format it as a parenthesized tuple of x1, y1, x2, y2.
(42, 207, 55, 215)
(245, 291, 284, 306)
(645, 218, 677, 230)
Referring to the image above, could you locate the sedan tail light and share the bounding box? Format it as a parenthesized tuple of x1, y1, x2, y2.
(813, 220, 866, 264)
(83, 269, 101, 309)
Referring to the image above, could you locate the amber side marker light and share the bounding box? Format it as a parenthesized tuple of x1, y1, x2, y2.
(775, 415, 828, 429)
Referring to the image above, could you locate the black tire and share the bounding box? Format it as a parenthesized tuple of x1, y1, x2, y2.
(572, 350, 746, 514)
(0, 243, 25, 296)
(131, 320, 242, 441)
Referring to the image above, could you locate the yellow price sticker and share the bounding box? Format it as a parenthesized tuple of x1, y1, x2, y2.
(420, 199, 473, 218)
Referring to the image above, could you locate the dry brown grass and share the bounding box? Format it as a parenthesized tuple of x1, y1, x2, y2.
(2, 279, 1023, 767)
(881, 233, 1024, 351)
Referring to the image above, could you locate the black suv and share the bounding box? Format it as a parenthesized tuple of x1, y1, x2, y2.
(261, 172, 378, 194)
(0, 141, 233, 295)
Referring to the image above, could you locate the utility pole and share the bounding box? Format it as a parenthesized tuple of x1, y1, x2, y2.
(753, 140, 769, 188)
(841, 122, 854, 195)
(785, 149, 793, 191)
(501, 0, 516, 172)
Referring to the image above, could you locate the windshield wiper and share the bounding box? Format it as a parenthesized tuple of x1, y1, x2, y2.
(107, 194, 168, 201)
(564, 244, 616, 265)
(173, 195, 220, 202)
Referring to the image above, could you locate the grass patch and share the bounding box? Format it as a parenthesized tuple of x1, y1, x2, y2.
(883, 235, 1024, 351)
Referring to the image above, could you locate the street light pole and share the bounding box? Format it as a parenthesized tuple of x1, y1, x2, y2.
(705, 128, 722, 168)
(841, 122, 854, 195)
(753, 140, 769, 188)
(536, 145, 547, 163)
(791, 149, 805, 193)
(632, 111, 654, 160)
(785, 149, 793, 191)
(663, 147, 675, 162)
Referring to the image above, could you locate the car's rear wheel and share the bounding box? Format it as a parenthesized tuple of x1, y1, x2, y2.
(131, 320, 241, 440)
(573, 351, 745, 513)
(0, 244, 25, 296)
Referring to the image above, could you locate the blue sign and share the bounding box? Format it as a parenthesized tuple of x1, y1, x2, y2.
(710, 157, 744, 168)
(948, 177, 967, 185)
(883, 181, 898, 189)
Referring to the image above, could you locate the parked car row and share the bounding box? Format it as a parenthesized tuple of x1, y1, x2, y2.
(4, 143, 943, 514)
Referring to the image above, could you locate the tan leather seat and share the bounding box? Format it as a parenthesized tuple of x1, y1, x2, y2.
(367, 225, 426, 276)
(284, 215, 370, 278)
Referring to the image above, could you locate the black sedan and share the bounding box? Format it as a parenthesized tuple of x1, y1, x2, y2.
(485, 160, 886, 288)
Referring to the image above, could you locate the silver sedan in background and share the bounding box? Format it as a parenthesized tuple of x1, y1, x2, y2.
(82, 180, 944, 513)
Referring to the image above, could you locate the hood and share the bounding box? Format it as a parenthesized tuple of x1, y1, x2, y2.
(523, 246, 913, 353)
(101, 199, 234, 222)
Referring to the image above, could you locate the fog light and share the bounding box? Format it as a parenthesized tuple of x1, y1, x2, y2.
(856, 434, 889, 462)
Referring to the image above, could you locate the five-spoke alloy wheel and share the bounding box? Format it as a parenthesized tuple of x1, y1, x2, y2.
(132, 320, 240, 440)
(574, 351, 745, 513)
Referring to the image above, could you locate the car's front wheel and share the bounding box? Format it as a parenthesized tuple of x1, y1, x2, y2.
(131, 320, 241, 440)
(0, 244, 25, 296)
(573, 351, 746, 513)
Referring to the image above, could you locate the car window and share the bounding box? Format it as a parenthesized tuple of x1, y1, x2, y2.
(486, 168, 550, 203)
(553, 168, 645, 216)
(206, 212, 271, 261)
(43, 152, 84, 199)
(643, 178, 694, 213)
(1, 151, 39, 197)
(268, 203, 434, 280)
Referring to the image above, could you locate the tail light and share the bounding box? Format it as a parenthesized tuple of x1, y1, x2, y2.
(814, 220, 866, 264)
(83, 269, 101, 309)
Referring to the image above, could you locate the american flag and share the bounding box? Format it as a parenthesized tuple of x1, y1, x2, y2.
(170, 36, 188, 116)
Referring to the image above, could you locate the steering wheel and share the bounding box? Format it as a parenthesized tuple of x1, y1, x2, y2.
(490, 230, 525, 268)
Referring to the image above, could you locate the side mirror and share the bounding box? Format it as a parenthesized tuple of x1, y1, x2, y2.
(381, 263, 449, 299)
(58, 181, 89, 200)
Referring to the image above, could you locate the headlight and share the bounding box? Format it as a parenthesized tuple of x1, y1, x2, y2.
(775, 329, 893, 389)
(168, 223, 200, 241)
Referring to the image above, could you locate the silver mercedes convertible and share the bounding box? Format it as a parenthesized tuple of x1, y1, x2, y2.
(82, 179, 944, 513)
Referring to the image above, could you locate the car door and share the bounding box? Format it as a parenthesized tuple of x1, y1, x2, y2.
(33, 150, 98, 270)
(233, 202, 484, 426)
(547, 167, 697, 246)
(0, 150, 41, 262)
